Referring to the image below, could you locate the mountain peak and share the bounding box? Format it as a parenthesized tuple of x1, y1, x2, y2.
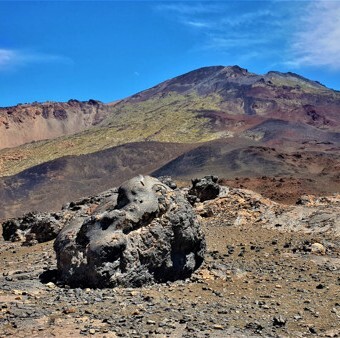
(125, 64, 336, 106)
(221, 65, 250, 75)
(173, 65, 250, 83)
(265, 70, 326, 89)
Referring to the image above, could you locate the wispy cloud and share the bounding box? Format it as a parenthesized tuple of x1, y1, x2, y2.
(0, 49, 16, 67)
(155, 3, 223, 15)
(289, 2, 340, 69)
(155, 1, 289, 56)
(155, 1, 340, 71)
(182, 9, 281, 31)
(203, 36, 270, 50)
(219, 9, 280, 28)
(0, 48, 72, 71)
(184, 20, 211, 28)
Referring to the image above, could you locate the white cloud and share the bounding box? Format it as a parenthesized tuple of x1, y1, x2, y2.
(203, 36, 270, 50)
(155, 3, 223, 15)
(155, 2, 288, 54)
(290, 1, 340, 69)
(184, 20, 211, 28)
(182, 9, 281, 31)
(0, 49, 16, 67)
(220, 9, 279, 28)
(0, 48, 72, 71)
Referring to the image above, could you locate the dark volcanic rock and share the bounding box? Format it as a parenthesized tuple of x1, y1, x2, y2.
(188, 175, 220, 203)
(54, 175, 206, 288)
(1, 188, 118, 245)
(157, 176, 177, 190)
(2, 212, 63, 245)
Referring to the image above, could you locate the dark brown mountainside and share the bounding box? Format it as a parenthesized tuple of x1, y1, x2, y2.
(0, 142, 193, 220)
(1, 138, 339, 220)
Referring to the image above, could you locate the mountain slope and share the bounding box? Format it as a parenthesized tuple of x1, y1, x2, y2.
(1, 135, 339, 220)
(0, 99, 112, 149)
(152, 140, 340, 181)
(1, 65, 339, 177)
(107, 65, 339, 132)
(0, 141, 194, 220)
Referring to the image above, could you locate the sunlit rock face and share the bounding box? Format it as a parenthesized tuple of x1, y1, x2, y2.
(54, 175, 206, 288)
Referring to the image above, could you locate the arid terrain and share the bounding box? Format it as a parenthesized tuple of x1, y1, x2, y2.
(0, 182, 339, 337)
(0, 65, 339, 337)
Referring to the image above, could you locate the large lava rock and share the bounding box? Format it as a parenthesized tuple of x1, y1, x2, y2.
(54, 175, 206, 288)
(188, 175, 220, 204)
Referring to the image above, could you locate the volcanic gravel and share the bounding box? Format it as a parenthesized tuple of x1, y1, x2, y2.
(1, 192, 339, 338)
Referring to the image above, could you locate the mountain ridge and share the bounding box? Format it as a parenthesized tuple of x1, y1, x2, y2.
(0, 99, 111, 149)
(1, 65, 339, 151)
(0, 65, 339, 210)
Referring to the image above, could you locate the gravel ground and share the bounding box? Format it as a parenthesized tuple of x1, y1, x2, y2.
(1, 192, 339, 338)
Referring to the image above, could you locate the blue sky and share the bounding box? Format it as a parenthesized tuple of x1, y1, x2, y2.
(1, 1, 340, 107)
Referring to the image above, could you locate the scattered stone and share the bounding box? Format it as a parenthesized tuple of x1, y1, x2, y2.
(311, 242, 326, 255)
(316, 283, 325, 289)
(46, 282, 56, 289)
(309, 326, 317, 334)
(63, 307, 76, 314)
(1, 179, 339, 338)
(245, 322, 263, 333)
(273, 315, 286, 327)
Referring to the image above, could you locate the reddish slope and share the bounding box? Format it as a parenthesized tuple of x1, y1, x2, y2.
(0, 99, 110, 149)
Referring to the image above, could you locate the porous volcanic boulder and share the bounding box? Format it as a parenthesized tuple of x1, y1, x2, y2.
(54, 175, 206, 288)
(2, 212, 63, 245)
(188, 175, 220, 204)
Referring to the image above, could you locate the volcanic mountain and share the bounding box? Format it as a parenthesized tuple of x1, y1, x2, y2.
(0, 65, 339, 219)
(1, 65, 339, 175)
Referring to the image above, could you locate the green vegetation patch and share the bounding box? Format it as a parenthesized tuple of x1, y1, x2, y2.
(0, 91, 225, 177)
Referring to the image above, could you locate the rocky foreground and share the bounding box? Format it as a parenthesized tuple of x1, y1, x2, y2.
(0, 176, 339, 337)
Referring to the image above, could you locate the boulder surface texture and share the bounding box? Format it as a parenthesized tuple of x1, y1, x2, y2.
(188, 175, 220, 203)
(54, 175, 206, 288)
(2, 212, 63, 245)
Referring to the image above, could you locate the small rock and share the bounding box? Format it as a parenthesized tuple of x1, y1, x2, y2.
(311, 243, 326, 255)
(46, 282, 56, 289)
(309, 327, 317, 334)
(273, 315, 286, 327)
(63, 307, 76, 314)
(245, 322, 263, 333)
